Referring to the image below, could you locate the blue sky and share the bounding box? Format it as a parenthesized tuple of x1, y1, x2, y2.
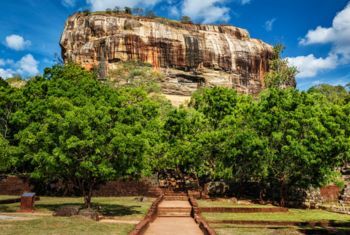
(0, 0, 349, 90)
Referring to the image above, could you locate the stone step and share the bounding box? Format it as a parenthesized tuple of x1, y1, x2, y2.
(147, 187, 163, 197)
(157, 207, 192, 217)
(164, 196, 188, 201)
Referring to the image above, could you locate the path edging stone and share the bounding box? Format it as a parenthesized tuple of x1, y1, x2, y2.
(199, 207, 288, 213)
(129, 194, 164, 235)
(208, 220, 350, 227)
(189, 196, 217, 235)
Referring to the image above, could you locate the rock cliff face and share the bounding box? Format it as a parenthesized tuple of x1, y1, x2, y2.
(60, 13, 274, 97)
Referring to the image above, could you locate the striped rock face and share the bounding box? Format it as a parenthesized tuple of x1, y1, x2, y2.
(60, 13, 274, 97)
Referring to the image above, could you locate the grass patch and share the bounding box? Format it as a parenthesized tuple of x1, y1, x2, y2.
(203, 209, 350, 222)
(213, 225, 302, 235)
(211, 224, 350, 235)
(0, 216, 133, 235)
(0, 195, 20, 201)
(197, 199, 277, 208)
(0, 196, 153, 220)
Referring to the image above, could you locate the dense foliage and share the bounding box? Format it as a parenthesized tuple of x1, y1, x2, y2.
(0, 63, 349, 206)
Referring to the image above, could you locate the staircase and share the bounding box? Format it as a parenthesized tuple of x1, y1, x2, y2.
(157, 193, 192, 217)
(143, 192, 204, 235)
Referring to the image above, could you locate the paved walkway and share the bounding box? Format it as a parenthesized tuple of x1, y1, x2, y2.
(144, 199, 203, 235)
(158, 200, 192, 208)
(144, 217, 203, 235)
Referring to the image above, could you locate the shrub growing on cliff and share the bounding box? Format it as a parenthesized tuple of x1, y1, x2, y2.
(265, 44, 297, 89)
(181, 16, 193, 24)
(108, 61, 163, 93)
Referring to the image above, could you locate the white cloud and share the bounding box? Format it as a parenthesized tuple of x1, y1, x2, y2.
(86, 0, 160, 11)
(0, 58, 14, 66)
(5, 34, 31, 51)
(182, 0, 230, 24)
(289, 2, 350, 78)
(0, 68, 15, 79)
(287, 54, 338, 78)
(0, 54, 39, 78)
(299, 2, 350, 60)
(299, 26, 334, 45)
(264, 18, 276, 32)
(62, 0, 76, 7)
(17, 54, 39, 76)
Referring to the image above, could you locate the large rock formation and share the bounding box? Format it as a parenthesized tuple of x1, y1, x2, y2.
(60, 13, 274, 98)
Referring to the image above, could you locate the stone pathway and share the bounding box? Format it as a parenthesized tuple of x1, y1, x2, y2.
(144, 198, 203, 235)
(144, 217, 203, 235)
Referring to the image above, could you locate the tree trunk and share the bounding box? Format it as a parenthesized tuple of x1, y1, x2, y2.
(84, 194, 92, 208)
(84, 184, 94, 208)
(279, 180, 286, 207)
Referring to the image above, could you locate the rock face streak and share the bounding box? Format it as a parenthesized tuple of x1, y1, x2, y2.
(60, 13, 274, 96)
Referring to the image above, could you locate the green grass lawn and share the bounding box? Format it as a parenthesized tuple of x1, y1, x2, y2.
(211, 224, 350, 235)
(0, 216, 134, 235)
(0, 195, 20, 200)
(203, 209, 350, 222)
(197, 199, 277, 208)
(0, 196, 153, 220)
(0, 196, 154, 235)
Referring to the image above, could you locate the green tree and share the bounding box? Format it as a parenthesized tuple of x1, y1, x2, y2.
(265, 44, 297, 89)
(0, 135, 12, 172)
(14, 64, 162, 208)
(181, 16, 192, 24)
(254, 89, 349, 205)
(189, 87, 239, 128)
(124, 7, 132, 15)
(158, 108, 208, 180)
(308, 84, 349, 105)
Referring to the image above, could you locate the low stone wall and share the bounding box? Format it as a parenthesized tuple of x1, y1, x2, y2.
(189, 196, 217, 235)
(93, 180, 161, 197)
(0, 176, 162, 197)
(209, 220, 350, 227)
(320, 185, 340, 203)
(0, 176, 31, 195)
(200, 207, 288, 213)
(129, 194, 164, 235)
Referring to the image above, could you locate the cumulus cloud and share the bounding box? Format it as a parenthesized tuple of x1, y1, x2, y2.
(86, 0, 160, 11)
(264, 18, 276, 32)
(0, 68, 15, 79)
(62, 0, 76, 7)
(5, 34, 31, 51)
(289, 2, 350, 78)
(17, 54, 39, 76)
(182, 0, 230, 24)
(287, 54, 338, 78)
(0, 54, 39, 78)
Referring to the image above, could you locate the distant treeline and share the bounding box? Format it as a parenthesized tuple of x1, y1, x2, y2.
(78, 6, 193, 24)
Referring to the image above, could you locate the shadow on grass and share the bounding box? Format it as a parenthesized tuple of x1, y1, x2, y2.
(0, 204, 17, 213)
(35, 203, 142, 217)
(214, 225, 350, 235)
(298, 227, 350, 235)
